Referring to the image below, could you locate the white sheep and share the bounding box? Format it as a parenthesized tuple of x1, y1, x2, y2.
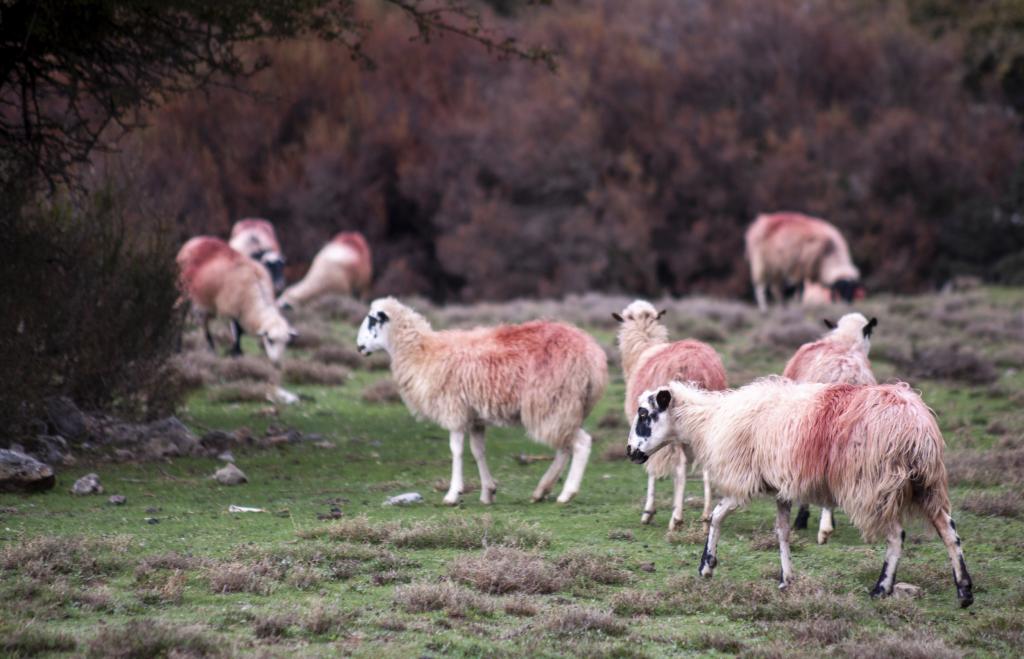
(278, 232, 372, 308)
(177, 236, 295, 363)
(613, 300, 727, 530)
(746, 212, 862, 312)
(229, 218, 286, 292)
(784, 312, 878, 544)
(626, 378, 973, 608)
(356, 297, 608, 505)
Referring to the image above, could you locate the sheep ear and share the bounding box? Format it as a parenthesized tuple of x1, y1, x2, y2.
(289, 329, 299, 339)
(823, 318, 836, 330)
(657, 309, 667, 319)
(611, 312, 624, 323)
(863, 317, 878, 338)
(377, 311, 389, 323)
(655, 389, 671, 411)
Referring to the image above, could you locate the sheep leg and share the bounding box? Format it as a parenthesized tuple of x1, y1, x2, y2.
(668, 450, 687, 531)
(531, 448, 569, 502)
(930, 511, 974, 608)
(769, 283, 785, 308)
(469, 425, 497, 505)
(793, 504, 810, 530)
(640, 474, 656, 524)
(699, 496, 740, 578)
(754, 283, 769, 313)
(817, 507, 835, 545)
(228, 319, 244, 357)
(870, 526, 904, 598)
(556, 428, 592, 504)
(200, 312, 215, 351)
(442, 431, 465, 506)
(776, 499, 794, 589)
(701, 468, 713, 534)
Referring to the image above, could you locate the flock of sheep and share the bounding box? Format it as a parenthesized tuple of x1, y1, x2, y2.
(176, 211, 973, 610)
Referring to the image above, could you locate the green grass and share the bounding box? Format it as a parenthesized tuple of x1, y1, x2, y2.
(2, 289, 1023, 657)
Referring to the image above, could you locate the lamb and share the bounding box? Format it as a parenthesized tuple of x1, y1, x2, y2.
(176, 236, 296, 363)
(229, 218, 286, 292)
(356, 297, 608, 505)
(784, 312, 878, 544)
(626, 379, 974, 608)
(613, 300, 727, 530)
(745, 212, 862, 312)
(278, 232, 372, 308)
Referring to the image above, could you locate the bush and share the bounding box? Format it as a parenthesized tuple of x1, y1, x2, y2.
(0, 183, 183, 433)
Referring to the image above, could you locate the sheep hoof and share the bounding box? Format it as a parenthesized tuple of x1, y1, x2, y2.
(668, 516, 683, 532)
(640, 510, 654, 525)
(530, 490, 547, 503)
(817, 531, 832, 545)
(555, 492, 575, 504)
(442, 494, 460, 506)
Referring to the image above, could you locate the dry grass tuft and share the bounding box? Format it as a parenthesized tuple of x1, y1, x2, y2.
(893, 342, 998, 384)
(837, 631, 961, 659)
(607, 529, 635, 541)
(600, 441, 629, 462)
(694, 632, 746, 654)
(288, 322, 335, 350)
(543, 606, 625, 636)
(362, 378, 402, 403)
(134, 551, 200, 579)
(282, 359, 349, 385)
(556, 550, 630, 586)
(960, 491, 1023, 518)
(785, 618, 849, 646)
(302, 602, 354, 636)
(253, 612, 296, 639)
(1, 623, 76, 655)
(216, 355, 279, 382)
(450, 547, 564, 594)
(502, 594, 540, 617)
(0, 535, 131, 581)
(138, 569, 187, 605)
(394, 582, 493, 617)
(207, 561, 273, 595)
(309, 295, 368, 323)
(85, 620, 218, 658)
(947, 449, 1024, 486)
(206, 381, 272, 403)
(597, 411, 625, 429)
(312, 344, 364, 368)
(611, 589, 676, 616)
(300, 514, 547, 550)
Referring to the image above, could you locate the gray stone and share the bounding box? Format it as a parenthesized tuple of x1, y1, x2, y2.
(213, 463, 247, 485)
(0, 449, 56, 493)
(892, 582, 923, 599)
(46, 396, 88, 441)
(108, 495, 127, 505)
(71, 472, 103, 495)
(217, 451, 235, 463)
(23, 435, 69, 466)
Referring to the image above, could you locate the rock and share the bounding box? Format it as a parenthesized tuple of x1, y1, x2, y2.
(0, 449, 56, 493)
(108, 495, 127, 505)
(145, 517, 160, 525)
(313, 441, 336, 449)
(145, 506, 161, 514)
(213, 463, 248, 485)
(71, 473, 103, 495)
(22, 434, 69, 466)
(383, 492, 423, 506)
(639, 562, 656, 573)
(46, 396, 88, 441)
(892, 582, 923, 599)
(142, 417, 199, 458)
(217, 451, 235, 463)
(113, 449, 136, 462)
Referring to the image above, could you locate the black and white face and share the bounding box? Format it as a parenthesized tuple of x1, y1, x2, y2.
(259, 251, 286, 293)
(625, 388, 673, 464)
(356, 309, 390, 355)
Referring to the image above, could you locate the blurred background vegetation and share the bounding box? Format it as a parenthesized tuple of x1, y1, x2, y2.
(3, 0, 1024, 428)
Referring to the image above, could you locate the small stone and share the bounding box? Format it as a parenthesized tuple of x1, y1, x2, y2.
(71, 473, 103, 495)
(217, 451, 235, 463)
(145, 506, 161, 514)
(145, 517, 160, 525)
(313, 441, 336, 449)
(892, 582, 923, 599)
(114, 449, 136, 462)
(213, 463, 248, 485)
(108, 495, 127, 505)
(639, 562, 656, 573)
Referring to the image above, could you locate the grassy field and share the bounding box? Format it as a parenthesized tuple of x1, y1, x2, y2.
(2, 289, 1023, 657)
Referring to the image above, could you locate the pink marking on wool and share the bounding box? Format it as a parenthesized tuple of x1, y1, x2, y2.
(332, 231, 372, 288)
(231, 218, 278, 243)
(629, 341, 727, 415)
(796, 384, 859, 484)
(177, 237, 239, 292)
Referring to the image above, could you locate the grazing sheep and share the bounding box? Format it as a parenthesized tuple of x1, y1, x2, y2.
(784, 313, 878, 544)
(626, 379, 974, 608)
(278, 232, 372, 308)
(746, 212, 862, 312)
(177, 236, 296, 363)
(356, 297, 608, 505)
(229, 218, 286, 292)
(613, 300, 727, 530)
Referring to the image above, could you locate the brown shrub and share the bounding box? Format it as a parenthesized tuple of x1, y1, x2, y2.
(694, 632, 746, 655)
(288, 322, 335, 350)
(282, 359, 349, 386)
(611, 589, 675, 616)
(785, 618, 850, 646)
(543, 607, 625, 636)
(894, 343, 998, 384)
(86, 620, 218, 658)
(302, 602, 354, 636)
(0, 535, 131, 580)
(298, 514, 547, 550)
(450, 547, 564, 594)
(206, 381, 271, 403)
(1, 623, 77, 655)
(138, 569, 187, 605)
(947, 449, 1024, 486)
(556, 550, 630, 586)
(215, 355, 279, 383)
(312, 345, 364, 368)
(253, 612, 296, 639)
(207, 562, 272, 595)
(394, 582, 493, 617)
(362, 378, 402, 403)
(836, 631, 961, 659)
(134, 551, 200, 579)
(960, 491, 1023, 518)
(502, 595, 540, 617)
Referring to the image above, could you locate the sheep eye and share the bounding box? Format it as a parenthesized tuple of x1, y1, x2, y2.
(266, 338, 275, 345)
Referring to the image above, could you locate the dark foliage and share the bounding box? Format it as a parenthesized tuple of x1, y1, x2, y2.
(121, 0, 1024, 302)
(0, 183, 183, 433)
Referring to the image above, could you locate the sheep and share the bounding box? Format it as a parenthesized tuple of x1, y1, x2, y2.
(176, 236, 296, 363)
(278, 232, 372, 308)
(356, 297, 608, 505)
(801, 281, 833, 306)
(625, 379, 974, 608)
(784, 312, 878, 544)
(745, 212, 862, 312)
(229, 218, 286, 292)
(613, 300, 727, 530)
